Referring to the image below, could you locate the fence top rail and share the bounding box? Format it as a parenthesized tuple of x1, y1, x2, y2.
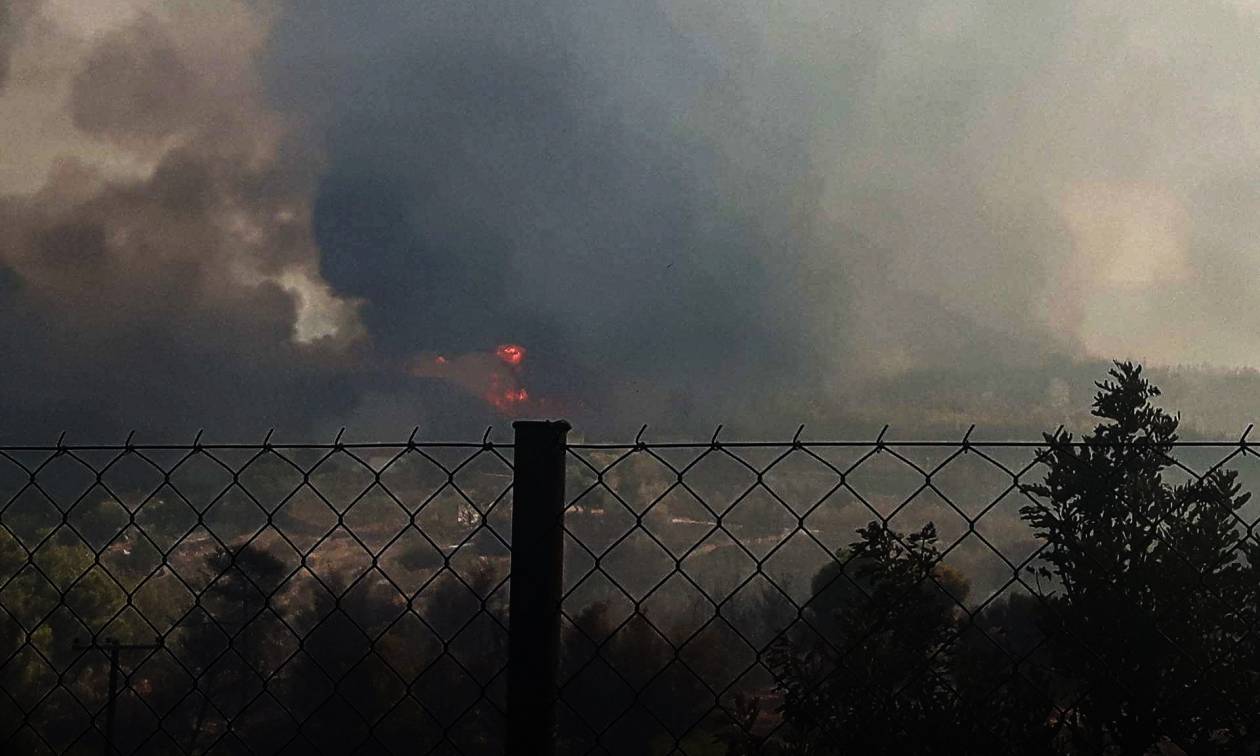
(0, 437, 1257, 452)
(566, 439, 1257, 449)
(0, 441, 506, 452)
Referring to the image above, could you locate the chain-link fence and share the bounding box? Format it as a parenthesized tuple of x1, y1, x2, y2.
(4, 421, 1260, 754)
(0, 435, 517, 754)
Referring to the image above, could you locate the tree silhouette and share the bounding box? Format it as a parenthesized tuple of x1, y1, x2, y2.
(1020, 361, 1260, 753)
(181, 541, 294, 753)
(767, 362, 1260, 754)
(950, 591, 1060, 754)
(769, 522, 978, 754)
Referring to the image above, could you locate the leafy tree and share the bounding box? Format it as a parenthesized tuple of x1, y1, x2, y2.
(0, 530, 135, 752)
(769, 521, 977, 754)
(1020, 362, 1260, 753)
(181, 541, 294, 753)
(951, 591, 1061, 754)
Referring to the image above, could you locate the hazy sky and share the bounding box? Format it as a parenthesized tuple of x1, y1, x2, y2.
(2, 0, 1260, 441)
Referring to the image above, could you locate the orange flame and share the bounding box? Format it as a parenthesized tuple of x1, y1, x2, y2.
(496, 344, 525, 367)
(409, 344, 533, 414)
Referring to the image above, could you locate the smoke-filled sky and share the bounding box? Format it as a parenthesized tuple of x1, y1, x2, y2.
(2, 0, 1260, 441)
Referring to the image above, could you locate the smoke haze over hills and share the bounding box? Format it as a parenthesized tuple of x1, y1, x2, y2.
(2, 0, 1260, 439)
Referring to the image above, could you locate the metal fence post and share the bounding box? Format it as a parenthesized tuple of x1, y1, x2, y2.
(507, 420, 570, 755)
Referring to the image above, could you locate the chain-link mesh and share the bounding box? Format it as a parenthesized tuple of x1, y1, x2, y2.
(0, 438, 515, 754)
(4, 432, 1260, 754)
(557, 436, 1260, 755)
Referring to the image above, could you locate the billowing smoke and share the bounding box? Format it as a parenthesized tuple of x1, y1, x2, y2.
(2, 0, 1260, 441)
(0, 2, 368, 441)
(0, 5, 12, 91)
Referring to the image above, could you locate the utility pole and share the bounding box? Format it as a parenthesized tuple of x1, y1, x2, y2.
(74, 637, 162, 756)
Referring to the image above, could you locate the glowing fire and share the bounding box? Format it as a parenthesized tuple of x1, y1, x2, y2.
(489, 387, 529, 411)
(486, 346, 528, 410)
(496, 344, 525, 366)
(409, 343, 534, 414)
